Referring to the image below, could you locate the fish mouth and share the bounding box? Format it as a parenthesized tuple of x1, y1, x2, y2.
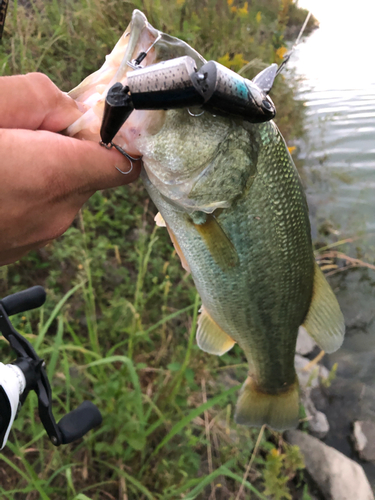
(68, 9, 205, 110)
(68, 10, 160, 103)
(109, 10, 205, 88)
(110, 10, 160, 85)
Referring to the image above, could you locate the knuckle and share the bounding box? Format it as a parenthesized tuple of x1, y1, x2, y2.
(27, 72, 52, 86)
(26, 72, 61, 110)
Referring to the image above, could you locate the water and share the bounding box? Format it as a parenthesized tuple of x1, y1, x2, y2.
(289, 0, 375, 482)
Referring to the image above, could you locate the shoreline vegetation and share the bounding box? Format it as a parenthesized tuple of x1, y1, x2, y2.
(0, 1, 320, 499)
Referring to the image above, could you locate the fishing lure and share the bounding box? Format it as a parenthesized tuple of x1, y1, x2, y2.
(99, 9, 312, 168)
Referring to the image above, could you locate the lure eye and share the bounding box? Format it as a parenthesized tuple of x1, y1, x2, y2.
(261, 98, 276, 118)
(262, 99, 272, 110)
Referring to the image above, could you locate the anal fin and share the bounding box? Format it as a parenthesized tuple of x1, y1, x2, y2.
(235, 377, 299, 431)
(302, 262, 345, 354)
(197, 306, 236, 356)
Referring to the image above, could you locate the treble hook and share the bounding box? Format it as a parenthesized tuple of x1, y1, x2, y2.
(188, 108, 205, 118)
(99, 141, 142, 175)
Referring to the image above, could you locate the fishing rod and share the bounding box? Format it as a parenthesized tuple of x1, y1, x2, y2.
(0, 286, 102, 449)
(276, 9, 313, 76)
(0, 0, 8, 41)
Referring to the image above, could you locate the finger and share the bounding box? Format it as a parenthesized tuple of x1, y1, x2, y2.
(1, 128, 142, 195)
(0, 73, 82, 131)
(0, 244, 40, 267)
(0, 128, 142, 257)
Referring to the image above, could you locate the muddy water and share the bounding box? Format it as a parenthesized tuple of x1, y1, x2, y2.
(290, 0, 375, 484)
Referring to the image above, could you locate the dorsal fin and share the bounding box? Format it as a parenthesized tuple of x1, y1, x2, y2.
(302, 262, 345, 353)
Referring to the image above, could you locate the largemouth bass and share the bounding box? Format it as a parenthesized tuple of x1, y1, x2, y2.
(67, 10, 345, 430)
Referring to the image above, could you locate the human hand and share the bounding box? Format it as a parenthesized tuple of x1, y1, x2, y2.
(0, 73, 141, 266)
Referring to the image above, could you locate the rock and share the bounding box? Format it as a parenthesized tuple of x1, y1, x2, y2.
(295, 353, 330, 439)
(310, 378, 375, 459)
(285, 430, 374, 500)
(353, 421, 375, 462)
(302, 394, 330, 439)
(296, 326, 317, 356)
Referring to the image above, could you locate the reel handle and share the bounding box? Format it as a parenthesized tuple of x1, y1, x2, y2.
(58, 401, 103, 444)
(0, 287, 103, 448)
(1, 286, 46, 316)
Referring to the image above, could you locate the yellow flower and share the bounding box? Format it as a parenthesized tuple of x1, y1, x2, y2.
(271, 448, 280, 457)
(288, 146, 296, 154)
(218, 52, 248, 72)
(227, 0, 234, 5)
(218, 53, 231, 68)
(176, 0, 185, 5)
(239, 1, 248, 15)
(276, 46, 288, 59)
(256, 11, 262, 23)
(231, 6, 238, 13)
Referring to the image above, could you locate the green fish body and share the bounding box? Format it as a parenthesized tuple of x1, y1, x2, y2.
(68, 10, 345, 430)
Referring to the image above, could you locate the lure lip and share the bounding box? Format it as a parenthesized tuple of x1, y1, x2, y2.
(260, 94, 276, 120)
(246, 79, 276, 122)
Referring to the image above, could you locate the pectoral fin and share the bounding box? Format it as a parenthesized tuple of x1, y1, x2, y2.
(197, 307, 236, 355)
(194, 215, 239, 271)
(302, 262, 345, 353)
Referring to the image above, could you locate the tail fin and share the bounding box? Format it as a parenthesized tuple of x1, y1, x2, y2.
(234, 377, 299, 431)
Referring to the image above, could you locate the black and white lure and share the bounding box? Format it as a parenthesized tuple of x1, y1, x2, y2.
(99, 9, 312, 171)
(99, 57, 278, 156)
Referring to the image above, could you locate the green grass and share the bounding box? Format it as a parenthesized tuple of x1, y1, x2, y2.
(0, 231, 305, 499)
(0, 0, 314, 498)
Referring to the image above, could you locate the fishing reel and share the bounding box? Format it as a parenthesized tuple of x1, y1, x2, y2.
(0, 286, 102, 449)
